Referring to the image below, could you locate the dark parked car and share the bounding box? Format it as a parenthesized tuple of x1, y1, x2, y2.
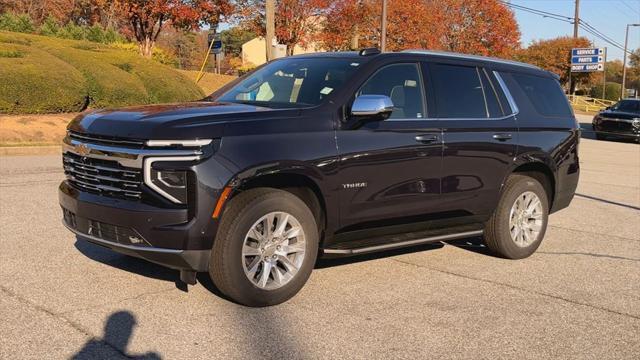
(59, 49, 580, 306)
(592, 99, 640, 141)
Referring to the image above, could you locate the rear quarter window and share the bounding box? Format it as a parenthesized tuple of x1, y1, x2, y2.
(511, 73, 572, 117)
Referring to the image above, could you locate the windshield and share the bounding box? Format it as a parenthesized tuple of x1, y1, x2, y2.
(217, 58, 362, 108)
(611, 100, 640, 113)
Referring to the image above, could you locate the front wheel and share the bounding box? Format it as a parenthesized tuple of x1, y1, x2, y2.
(209, 188, 318, 307)
(483, 174, 549, 259)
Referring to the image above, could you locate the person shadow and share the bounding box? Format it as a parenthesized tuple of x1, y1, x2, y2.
(71, 311, 162, 360)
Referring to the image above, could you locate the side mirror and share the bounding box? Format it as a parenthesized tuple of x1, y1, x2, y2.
(351, 95, 394, 119)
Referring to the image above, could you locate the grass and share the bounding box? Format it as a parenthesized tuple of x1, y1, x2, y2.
(0, 31, 206, 114)
(177, 70, 236, 95)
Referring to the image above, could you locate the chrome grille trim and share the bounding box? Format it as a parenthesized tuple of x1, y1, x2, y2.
(63, 152, 143, 200)
(69, 131, 145, 147)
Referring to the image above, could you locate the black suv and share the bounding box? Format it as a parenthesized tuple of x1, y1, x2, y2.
(592, 99, 640, 141)
(59, 49, 580, 306)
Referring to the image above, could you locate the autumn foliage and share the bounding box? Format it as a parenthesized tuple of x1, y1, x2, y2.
(120, 0, 233, 57)
(319, 0, 521, 59)
(515, 36, 594, 88)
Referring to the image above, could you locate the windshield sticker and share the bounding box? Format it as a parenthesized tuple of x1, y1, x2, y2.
(405, 80, 417, 87)
(320, 87, 333, 95)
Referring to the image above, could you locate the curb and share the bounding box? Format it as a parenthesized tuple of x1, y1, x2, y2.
(0, 145, 61, 156)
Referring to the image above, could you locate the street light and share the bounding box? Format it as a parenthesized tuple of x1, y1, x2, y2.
(621, 23, 639, 99)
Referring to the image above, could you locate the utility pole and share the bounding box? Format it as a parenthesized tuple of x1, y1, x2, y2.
(265, 0, 275, 61)
(570, 0, 580, 96)
(621, 24, 640, 99)
(573, 0, 580, 38)
(380, 0, 387, 52)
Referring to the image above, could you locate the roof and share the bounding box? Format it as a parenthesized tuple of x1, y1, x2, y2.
(288, 49, 542, 72)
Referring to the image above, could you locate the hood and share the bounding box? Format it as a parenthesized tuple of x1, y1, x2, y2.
(68, 101, 281, 140)
(599, 109, 640, 120)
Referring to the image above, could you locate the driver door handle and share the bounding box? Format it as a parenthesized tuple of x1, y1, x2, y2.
(492, 133, 513, 141)
(415, 135, 439, 144)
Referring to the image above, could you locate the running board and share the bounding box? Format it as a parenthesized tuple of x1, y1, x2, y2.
(322, 230, 483, 255)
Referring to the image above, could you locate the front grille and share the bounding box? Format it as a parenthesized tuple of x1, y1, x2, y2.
(600, 119, 632, 132)
(63, 152, 143, 200)
(68, 131, 145, 148)
(88, 219, 148, 246)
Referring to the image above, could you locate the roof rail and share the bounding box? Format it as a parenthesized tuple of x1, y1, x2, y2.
(400, 49, 540, 70)
(359, 48, 381, 56)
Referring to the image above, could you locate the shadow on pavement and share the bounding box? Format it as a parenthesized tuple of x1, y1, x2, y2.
(74, 239, 179, 284)
(71, 311, 161, 360)
(575, 193, 640, 211)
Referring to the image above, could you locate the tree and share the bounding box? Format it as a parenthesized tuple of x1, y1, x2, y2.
(318, 0, 520, 58)
(435, 0, 520, 57)
(119, 0, 233, 57)
(235, 0, 330, 56)
(516, 36, 596, 91)
(220, 27, 256, 57)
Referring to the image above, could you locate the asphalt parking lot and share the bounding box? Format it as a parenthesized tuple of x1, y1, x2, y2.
(1, 114, 639, 359)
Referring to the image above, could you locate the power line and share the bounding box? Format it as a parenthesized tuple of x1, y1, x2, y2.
(619, 0, 640, 17)
(501, 0, 634, 55)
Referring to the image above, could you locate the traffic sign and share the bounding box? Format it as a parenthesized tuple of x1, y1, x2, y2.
(571, 48, 605, 56)
(207, 33, 223, 54)
(571, 47, 605, 72)
(571, 63, 604, 72)
(571, 56, 604, 64)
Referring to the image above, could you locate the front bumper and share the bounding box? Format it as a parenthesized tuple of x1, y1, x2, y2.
(59, 181, 210, 271)
(592, 119, 640, 138)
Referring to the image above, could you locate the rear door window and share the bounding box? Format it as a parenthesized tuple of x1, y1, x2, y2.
(429, 63, 488, 118)
(510, 73, 572, 117)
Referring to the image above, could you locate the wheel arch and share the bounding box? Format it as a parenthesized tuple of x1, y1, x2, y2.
(507, 156, 557, 208)
(221, 167, 329, 244)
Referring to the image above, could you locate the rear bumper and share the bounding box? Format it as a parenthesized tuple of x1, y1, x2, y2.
(59, 181, 211, 271)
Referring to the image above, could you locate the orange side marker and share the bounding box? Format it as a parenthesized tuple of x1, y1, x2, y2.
(212, 186, 233, 219)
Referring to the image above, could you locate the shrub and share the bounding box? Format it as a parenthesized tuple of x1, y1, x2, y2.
(0, 31, 206, 114)
(0, 13, 35, 33)
(0, 49, 24, 58)
(0, 43, 88, 113)
(57, 22, 87, 40)
(590, 82, 622, 101)
(39, 16, 61, 37)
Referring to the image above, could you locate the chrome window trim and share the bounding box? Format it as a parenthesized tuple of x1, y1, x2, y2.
(143, 156, 200, 204)
(492, 71, 520, 116)
(401, 49, 541, 70)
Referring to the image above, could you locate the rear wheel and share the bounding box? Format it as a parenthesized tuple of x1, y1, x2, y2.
(209, 188, 318, 307)
(484, 174, 549, 259)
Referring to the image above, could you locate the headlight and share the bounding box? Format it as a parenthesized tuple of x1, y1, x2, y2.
(150, 169, 188, 203)
(144, 156, 199, 204)
(633, 118, 640, 129)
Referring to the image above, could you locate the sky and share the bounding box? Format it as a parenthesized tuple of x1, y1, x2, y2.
(510, 0, 640, 61)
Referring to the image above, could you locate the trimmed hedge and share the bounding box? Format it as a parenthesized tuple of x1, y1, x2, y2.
(0, 31, 205, 114)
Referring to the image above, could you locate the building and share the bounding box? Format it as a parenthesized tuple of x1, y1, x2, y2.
(241, 37, 324, 66)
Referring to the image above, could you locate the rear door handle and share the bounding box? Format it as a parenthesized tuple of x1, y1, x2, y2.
(492, 133, 513, 141)
(415, 135, 439, 144)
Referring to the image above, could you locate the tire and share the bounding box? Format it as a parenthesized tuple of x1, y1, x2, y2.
(209, 188, 319, 307)
(483, 174, 549, 259)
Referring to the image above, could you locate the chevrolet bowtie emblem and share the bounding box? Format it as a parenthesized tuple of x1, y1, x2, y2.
(75, 143, 90, 156)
